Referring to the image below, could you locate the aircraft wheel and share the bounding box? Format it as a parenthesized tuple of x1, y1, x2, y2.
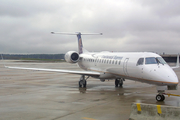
(79, 80, 83, 88)
(119, 79, 123, 87)
(79, 80, 86, 88)
(161, 94, 165, 101)
(83, 80, 87, 88)
(115, 79, 119, 87)
(156, 94, 165, 101)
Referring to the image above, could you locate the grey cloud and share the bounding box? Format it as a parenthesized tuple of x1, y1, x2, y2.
(0, 0, 62, 17)
(140, 0, 180, 18)
(0, 0, 180, 54)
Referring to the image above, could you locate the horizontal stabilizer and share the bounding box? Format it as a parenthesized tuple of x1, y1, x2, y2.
(51, 32, 103, 35)
(51, 32, 102, 54)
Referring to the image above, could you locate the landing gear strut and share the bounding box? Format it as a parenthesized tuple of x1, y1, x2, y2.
(156, 90, 165, 102)
(115, 78, 125, 87)
(79, 75, 89, 88)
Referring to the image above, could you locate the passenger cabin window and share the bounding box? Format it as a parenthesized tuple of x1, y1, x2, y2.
(145, 57, 157, 64)
(137, 58, 144, 65)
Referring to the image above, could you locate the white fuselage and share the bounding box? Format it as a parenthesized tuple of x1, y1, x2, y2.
(78, 52, 179, 86)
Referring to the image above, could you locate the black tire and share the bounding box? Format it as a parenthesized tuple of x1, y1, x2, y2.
(156, 95, 162, 101)
(115, 79, 119, 87)
(119, 80, 123, 87)
(83, 81, 87, 88)
(79, 80, 83, 88)
(156, 94, 165, 101)
(161, 95, 165, 101)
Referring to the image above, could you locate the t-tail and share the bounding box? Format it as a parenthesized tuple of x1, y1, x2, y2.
(77, 33, 83, 54)
(51, 32, 102, 54)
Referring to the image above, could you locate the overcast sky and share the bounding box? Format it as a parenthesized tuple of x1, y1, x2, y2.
(0, 0, 180, 54)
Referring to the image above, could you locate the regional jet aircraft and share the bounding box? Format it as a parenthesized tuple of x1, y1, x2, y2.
(5, 32, 179, 102)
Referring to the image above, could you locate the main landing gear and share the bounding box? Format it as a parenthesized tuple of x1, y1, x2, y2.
(156, 90, 165, 102)
(79, 75, 89, 88)
(115, 78, 125, 87)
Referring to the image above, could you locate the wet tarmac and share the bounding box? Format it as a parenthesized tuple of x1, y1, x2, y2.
(0, 60, 180, 120)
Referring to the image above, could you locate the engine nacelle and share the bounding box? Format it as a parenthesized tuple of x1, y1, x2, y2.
(65, 51, 79, 63)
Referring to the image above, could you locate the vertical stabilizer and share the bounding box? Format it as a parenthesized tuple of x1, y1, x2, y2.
(76, 32, 83, 54)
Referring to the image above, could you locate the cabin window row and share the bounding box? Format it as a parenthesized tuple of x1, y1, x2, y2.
(83, 58, 121, 65)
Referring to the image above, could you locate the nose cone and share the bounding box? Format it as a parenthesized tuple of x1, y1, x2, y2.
(144, 65, 179, 85)
(158, 66, 179, 85)
(168, 71, 179, 84)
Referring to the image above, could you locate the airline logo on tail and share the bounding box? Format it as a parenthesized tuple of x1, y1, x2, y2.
(77, 33, 83, 54)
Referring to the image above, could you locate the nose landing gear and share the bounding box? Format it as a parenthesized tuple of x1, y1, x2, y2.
(156, 90, 165, 102)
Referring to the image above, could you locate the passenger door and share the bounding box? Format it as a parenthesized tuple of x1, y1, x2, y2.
(123, 58, 129, 76)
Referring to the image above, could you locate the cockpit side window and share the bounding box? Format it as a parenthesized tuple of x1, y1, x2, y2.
(137, 58, 144, 65)
(156, 57, 167, 64)
(145, 57, 157, 64)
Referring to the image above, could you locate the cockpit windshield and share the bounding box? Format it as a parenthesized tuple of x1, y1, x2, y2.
(145, 57, 166, 65)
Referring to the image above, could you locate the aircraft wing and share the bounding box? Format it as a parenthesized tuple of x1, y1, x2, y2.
(171, 54, 179, 69)
(171, 66, 180, 69)
(5, 66, 100, 76)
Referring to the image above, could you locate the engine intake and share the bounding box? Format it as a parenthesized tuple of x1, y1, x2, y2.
(65, 51, 79, 63)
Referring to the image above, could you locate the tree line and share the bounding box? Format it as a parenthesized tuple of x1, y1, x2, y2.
(1, 54, 65, 60)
